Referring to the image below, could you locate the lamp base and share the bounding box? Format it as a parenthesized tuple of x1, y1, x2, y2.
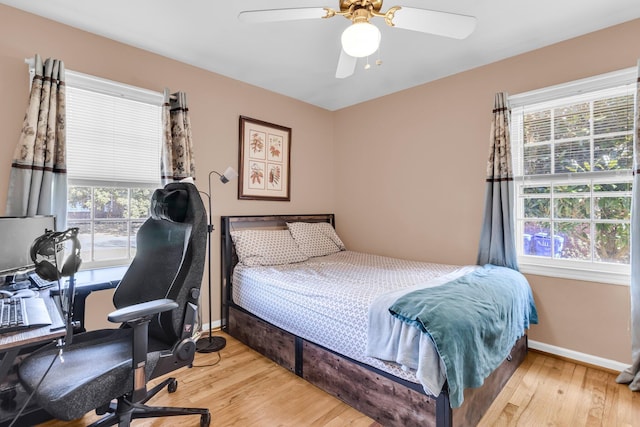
(196, 335, 227, 353)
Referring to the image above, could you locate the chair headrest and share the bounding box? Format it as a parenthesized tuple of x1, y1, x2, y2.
(150, 188, 189, 223)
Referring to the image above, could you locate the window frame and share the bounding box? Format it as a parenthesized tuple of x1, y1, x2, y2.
(66, 183, 159, 270)
(509, 67, 636, 286)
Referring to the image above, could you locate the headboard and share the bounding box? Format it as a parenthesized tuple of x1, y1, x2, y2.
(220, 214, 335, 331)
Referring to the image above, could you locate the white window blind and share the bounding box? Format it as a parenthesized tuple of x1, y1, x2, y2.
(512, 75, 636, 179)
(65, 70, 163, 187)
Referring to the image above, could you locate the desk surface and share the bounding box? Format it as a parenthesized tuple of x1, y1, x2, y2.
(0, 291, 65, 352)
(0, 266, 126, 351)
(62, 265, 127, 293)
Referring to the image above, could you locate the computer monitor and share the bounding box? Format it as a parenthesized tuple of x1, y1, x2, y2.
(0, 215, 56, 276)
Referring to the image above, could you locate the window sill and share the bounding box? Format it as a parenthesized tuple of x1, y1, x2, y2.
(519, 259, 630, 286)
(79, 259, 131, 271)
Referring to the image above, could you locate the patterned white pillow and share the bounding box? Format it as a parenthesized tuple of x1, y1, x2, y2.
(286, 222, 346, 258)
(230, 229, 309, 266)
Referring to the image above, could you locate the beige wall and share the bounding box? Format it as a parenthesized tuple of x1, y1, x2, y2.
(1, 4, 638, 364)
(334, 19, 640, 364)
(0, 5, 335, 328)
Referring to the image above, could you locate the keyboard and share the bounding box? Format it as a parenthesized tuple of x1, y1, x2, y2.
(28, 273, 57, 289)
(0, 297, 53, 333)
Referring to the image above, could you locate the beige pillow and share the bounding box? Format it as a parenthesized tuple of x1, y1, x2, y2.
(230, 229, 308, 266)
(286, 222, 345, 258)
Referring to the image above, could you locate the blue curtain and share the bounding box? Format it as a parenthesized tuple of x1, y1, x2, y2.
(5, 54, 67, 229)
(477, 93, 518, 270)
(617, 61, 640, 392)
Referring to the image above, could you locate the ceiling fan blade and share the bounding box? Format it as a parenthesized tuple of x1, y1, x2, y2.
(238, 7, 327, 23)
(335, 50, 357, 79)
(392, 8, 477, 39)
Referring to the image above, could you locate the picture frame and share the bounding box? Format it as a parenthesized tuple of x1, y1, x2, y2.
(238, 116, 291, 201)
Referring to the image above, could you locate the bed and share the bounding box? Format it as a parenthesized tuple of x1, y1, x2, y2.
(220, 214, 537, 427)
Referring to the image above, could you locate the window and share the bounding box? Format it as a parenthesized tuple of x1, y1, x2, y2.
(65, 71, 163, 269)
(510, 68, 636, 285)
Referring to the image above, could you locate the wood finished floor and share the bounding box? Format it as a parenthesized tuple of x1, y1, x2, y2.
(38, 333, 640, 427)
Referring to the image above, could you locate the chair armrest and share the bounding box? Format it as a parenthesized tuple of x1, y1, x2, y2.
(107, 298, 178, 323)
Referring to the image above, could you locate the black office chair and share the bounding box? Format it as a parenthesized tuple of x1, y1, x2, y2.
(18, 182, 211, 426)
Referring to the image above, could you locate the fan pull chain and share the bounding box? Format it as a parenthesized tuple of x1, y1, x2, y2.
(364, 49, 382, 71)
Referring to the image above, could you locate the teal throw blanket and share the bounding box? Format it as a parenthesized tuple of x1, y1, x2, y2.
(388, 264, 538, 408)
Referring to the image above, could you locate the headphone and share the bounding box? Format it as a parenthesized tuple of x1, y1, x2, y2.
(30, 227, 82, 282)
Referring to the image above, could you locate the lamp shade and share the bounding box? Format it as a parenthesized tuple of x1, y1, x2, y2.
(341, 22, 381, 58)
(219, 166, 238, 183)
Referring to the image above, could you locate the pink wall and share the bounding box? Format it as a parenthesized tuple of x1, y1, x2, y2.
(334, 19, 640, 364)
(1, 4, 639, 364)
(0, 5, 335, 326)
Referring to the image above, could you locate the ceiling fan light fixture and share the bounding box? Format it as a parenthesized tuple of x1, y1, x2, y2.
(341, 21, 381, 58)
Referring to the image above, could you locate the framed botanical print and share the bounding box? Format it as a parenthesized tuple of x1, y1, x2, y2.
(238, 116, 291, 201)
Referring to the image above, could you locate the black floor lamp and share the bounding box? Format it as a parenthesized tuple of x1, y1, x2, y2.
(196, 167, 238, 354)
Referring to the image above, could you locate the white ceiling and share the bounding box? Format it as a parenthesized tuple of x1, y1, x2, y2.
(2, 0, 640, 111)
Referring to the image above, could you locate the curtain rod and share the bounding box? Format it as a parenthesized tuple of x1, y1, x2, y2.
(25, 56, 176, 100)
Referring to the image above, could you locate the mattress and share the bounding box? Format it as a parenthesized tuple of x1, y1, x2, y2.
(231, 250, 473, 395)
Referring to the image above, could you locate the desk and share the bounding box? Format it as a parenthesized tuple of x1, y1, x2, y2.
(0, 268, 125, 426)
(72, 266, 127, 292)
(50, 266, 127, 332)
(0, 290, 65, 381)
(0, 266, 126, 381)
(0, 290, 66, 426)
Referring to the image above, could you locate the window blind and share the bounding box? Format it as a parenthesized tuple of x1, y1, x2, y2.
(512, 80, 636, 179)
(65, 71, 163, 186)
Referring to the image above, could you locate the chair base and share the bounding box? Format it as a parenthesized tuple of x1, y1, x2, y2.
(90, 377, 211, 427)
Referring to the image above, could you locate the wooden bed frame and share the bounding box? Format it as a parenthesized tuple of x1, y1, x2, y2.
(220, 214, 527, 427)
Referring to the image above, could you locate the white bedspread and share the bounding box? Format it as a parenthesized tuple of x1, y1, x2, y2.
(366, 265, 479, 394)
(232, 250, 469, 395)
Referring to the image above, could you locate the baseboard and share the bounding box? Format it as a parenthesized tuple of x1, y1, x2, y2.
(200, 319, 222, 333)
(528, 340, 629, 373)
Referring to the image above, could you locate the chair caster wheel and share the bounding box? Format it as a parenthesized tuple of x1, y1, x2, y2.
(168, 378, 178, 393)
(200, 412, 211, 427)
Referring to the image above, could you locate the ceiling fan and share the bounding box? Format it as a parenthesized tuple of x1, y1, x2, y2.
(238, 0, 477, 79)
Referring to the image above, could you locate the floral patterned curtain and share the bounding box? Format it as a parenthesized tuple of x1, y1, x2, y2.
(161, 89, 196, 185)
(5, 54, 67, 229)
(477, 92, 518, 270)
(617, 60, 640, 392)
